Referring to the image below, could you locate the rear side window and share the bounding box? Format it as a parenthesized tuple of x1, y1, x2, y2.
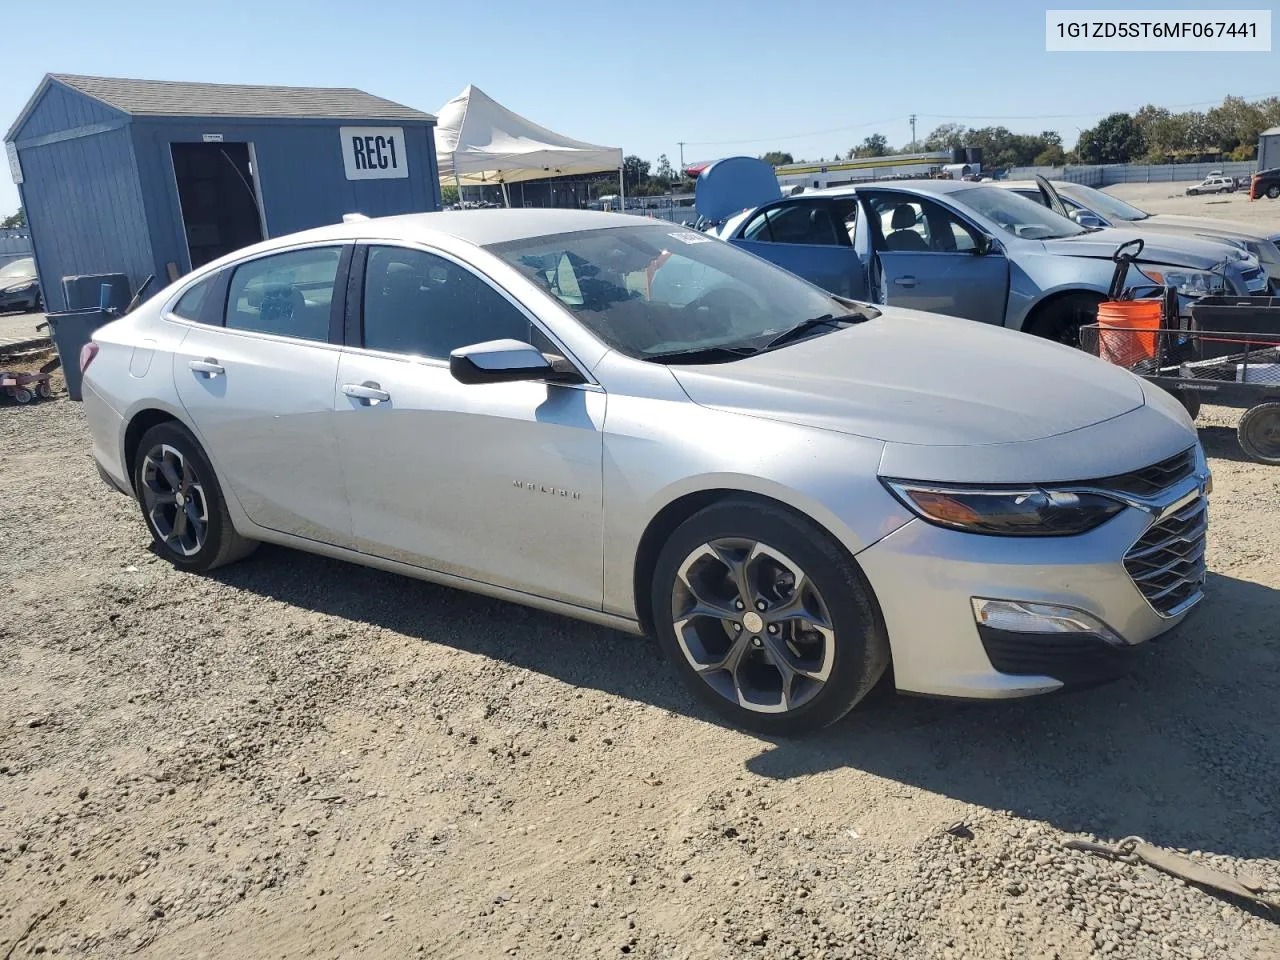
(171, 274, 218, 322)
(225, 247, 341, 341)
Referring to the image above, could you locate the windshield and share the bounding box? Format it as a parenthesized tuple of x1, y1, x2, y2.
(1060, 183, 1149, 222)
(952, 186, 1088, 240)
(487, 224, 872, 360)
(0, 258, 36, 281)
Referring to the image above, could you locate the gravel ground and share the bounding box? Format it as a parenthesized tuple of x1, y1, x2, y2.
(1, 399, 1277, 960)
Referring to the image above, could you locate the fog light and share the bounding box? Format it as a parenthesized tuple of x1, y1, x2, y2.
(971, 599, 1125, 646)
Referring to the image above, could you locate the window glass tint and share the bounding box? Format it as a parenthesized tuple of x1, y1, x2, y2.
(225, 247, 340, 340)
(766, 203, 840, 245)
(363, 246, 531, 359)
(172, 273, 218, 322)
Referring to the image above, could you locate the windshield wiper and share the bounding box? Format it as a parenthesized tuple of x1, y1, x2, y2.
(763, 313, 862, 351)
(642, 345, 758, 364)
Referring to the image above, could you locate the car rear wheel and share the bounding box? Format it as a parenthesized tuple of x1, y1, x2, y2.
(650, 499, 890, 736)
(1267, 184, 1280, 200)
(1238, 402, 1280, 465)
(1025, 293, 1103, 348)
(132, 421, 258, 571)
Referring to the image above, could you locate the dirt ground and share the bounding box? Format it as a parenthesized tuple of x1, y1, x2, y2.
(1106, 181, 1280, 229)
(2, 192, 1280, 959)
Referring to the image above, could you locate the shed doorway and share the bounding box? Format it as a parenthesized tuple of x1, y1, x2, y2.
(170, 142, 265, 269)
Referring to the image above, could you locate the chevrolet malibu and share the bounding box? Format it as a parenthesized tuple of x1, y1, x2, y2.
(81, 211, 1210, 734)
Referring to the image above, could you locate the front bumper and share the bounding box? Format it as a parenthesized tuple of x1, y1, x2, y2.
(858, 468, 1208, 699)
(0, 287, 38, 309)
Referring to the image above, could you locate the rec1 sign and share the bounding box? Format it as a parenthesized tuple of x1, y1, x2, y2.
(340, 126, 408, 180)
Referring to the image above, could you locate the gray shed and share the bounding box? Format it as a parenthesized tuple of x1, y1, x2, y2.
(1259, 126, 1280, 173)
(5, 74, 440, 311)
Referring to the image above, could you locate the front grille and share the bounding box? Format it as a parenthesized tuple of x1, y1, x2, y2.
(1124, 496, 1208, 616)
(1094, 447, 1196, 498)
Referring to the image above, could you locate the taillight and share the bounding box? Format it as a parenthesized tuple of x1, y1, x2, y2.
(79, 341, 100, 374)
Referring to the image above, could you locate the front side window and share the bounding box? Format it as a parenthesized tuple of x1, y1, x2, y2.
(867, 194, 980, 253)
(488, 224, 870, 360)
(362, 246, 531, 359)
(225, 247, 341, 341)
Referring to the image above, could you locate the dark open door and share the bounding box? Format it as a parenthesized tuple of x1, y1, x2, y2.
(171, 142, 265, 270)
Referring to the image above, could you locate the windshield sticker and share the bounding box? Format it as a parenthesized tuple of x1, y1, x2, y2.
(668, 232, 711, 244)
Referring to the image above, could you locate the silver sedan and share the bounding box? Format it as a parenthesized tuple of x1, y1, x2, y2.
(81, 210, 1210, 734)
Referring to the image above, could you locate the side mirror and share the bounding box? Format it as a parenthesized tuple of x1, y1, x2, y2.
(449, 339, 583, 386)
(1069, 210, 1104, 228)
(973, 234, 999, 256)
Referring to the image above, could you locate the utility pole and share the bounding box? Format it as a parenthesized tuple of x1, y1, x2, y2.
(677, 141, 686, 170)
(909, 114, 917, 153)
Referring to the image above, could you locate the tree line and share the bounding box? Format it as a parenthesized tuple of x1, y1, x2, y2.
(754, 95, 1280, 170)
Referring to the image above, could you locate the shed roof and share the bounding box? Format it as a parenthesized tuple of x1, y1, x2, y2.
(8, 74, 433, 139)
(1261, 126, 1280, 137)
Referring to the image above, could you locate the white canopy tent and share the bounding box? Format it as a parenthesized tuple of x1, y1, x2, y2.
(433, 84, 624, 208)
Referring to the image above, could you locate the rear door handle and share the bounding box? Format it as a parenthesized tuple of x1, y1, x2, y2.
(342, 381, 390, 405)
(188, 358, 224, 377)
(892, 275, 917, 288)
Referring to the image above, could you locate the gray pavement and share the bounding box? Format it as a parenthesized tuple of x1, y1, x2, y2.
(0, 310, 49, 351)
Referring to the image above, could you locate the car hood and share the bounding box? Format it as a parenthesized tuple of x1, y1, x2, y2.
(1042, 227, 1240, 269)
(668, 308, 1146, 447)
(1146, 214, 1276, 243)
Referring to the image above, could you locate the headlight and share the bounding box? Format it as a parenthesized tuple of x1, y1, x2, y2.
(1145, 267, 1228, 298)
(882, 480, 1126, 537)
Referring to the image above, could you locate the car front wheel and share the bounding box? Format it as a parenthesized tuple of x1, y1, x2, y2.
(132, 421, 257, 571)
(650, 499, 890, 736)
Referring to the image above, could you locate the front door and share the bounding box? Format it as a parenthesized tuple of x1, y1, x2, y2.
(730, 198, 866, 299)
(333, 243, 605, 608)
(863, 192, 1010, 324)
(171, 244, 353, 546)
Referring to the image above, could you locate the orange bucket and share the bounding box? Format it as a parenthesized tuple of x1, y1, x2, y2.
(1095, 299, 1162, 367)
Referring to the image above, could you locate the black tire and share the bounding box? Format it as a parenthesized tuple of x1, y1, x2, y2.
(132, 421, 258, 571)
(1237, 402, 1280, 465)
(1025, 293, 1103, 348)
(1268, 184, 1280, 201)
(650, 498, 890, 736)
(12, 387, 32, 404)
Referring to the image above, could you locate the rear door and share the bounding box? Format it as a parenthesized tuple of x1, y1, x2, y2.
(729, 197, 866, 299)
(862, 191, 1010, 324)
(171, 243, 355, 547)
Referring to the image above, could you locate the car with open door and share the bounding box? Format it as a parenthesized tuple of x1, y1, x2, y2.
(80, 210, 1209, 735)
(999, 178, 1280, 289)
(711, 161, 1266, 344)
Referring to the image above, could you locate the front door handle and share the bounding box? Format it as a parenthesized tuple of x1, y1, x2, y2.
(188, 358, 224, 377)
(892, 275, 917, 288)
(342, 381, 391, 405)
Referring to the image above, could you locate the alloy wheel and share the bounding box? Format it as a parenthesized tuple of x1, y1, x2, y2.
(140, 443, 209, 556)
(670, 538, 835, 714)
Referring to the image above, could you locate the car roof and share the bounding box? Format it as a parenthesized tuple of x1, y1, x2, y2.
(235, 209, 654, 254)
(808, 179, 983, 199)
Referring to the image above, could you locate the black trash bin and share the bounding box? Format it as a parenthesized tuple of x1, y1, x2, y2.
(45, 308, 111, 401)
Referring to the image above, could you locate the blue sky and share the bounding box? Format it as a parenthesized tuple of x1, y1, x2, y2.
(3, 0, 1278, 213)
